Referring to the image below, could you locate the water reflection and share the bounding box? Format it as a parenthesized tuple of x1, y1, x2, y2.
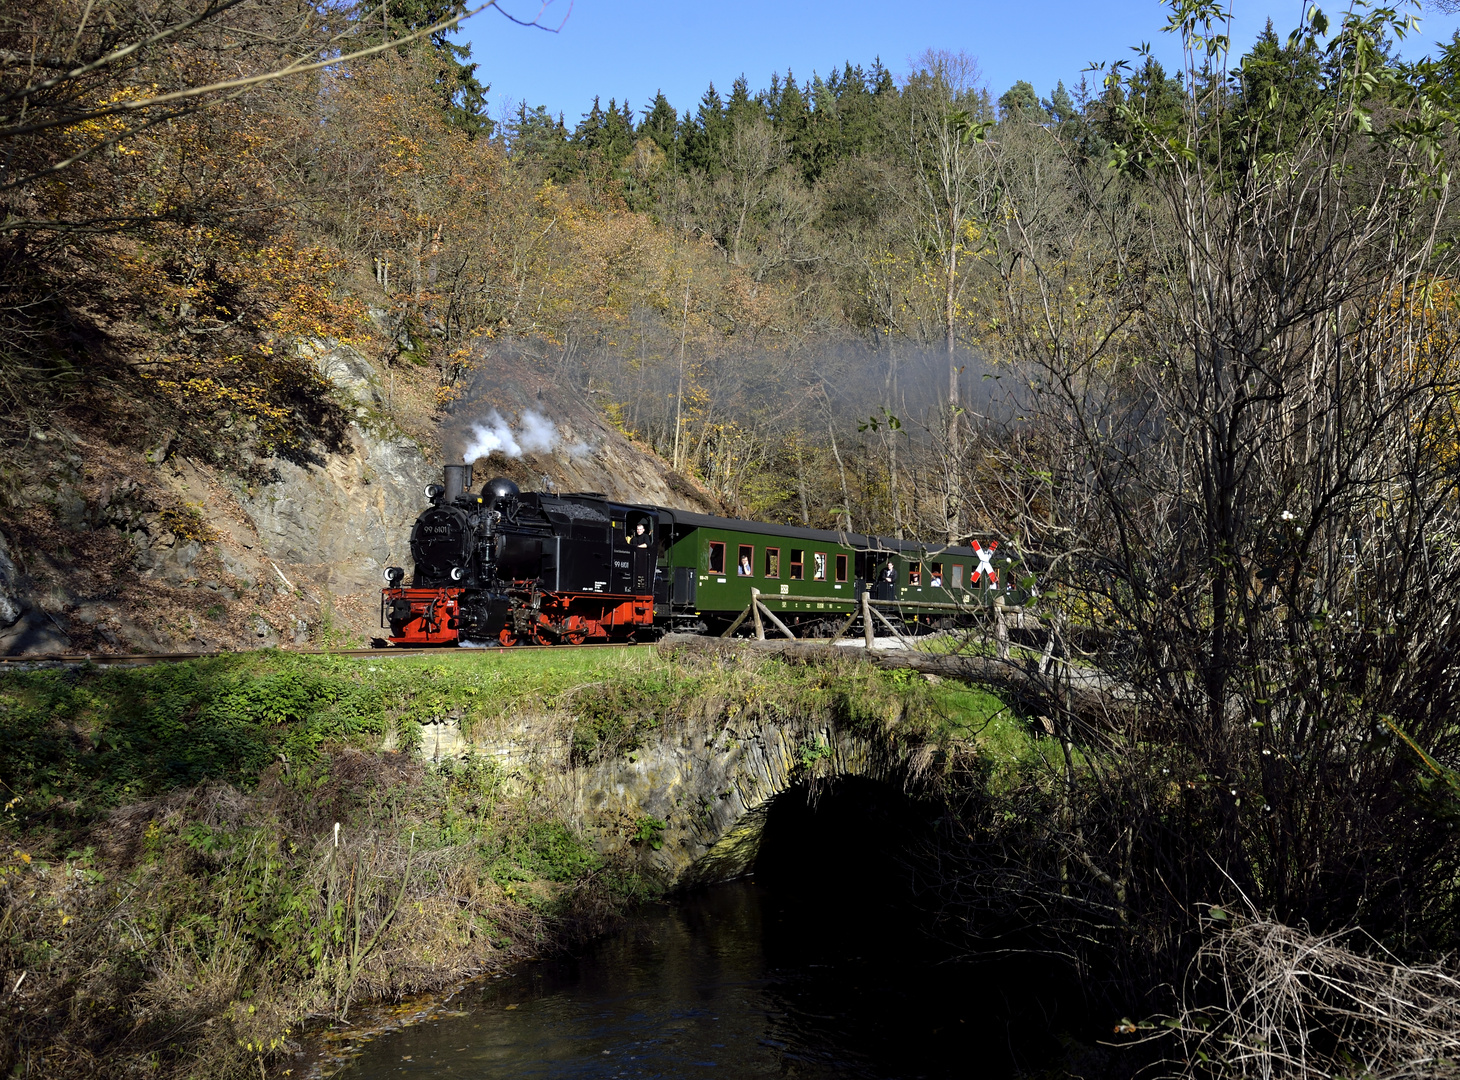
(342, 779, 1084, 1079)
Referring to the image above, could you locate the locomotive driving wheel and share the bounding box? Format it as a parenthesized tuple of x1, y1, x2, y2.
(561, 615, 588, 646)
(498, 626, 519, 647)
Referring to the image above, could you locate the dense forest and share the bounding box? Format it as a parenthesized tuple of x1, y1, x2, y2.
(6, 0, 1391, 542)
(13, 0, 1460, 1076)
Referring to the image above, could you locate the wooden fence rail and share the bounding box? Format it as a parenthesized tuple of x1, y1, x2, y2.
(720, 587, 1026, 655)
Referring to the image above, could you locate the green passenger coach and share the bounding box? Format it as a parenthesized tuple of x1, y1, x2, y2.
(643, 507, 1027, 635)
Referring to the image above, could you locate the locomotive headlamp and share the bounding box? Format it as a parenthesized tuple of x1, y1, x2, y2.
(425, 484, 444, 502)
(450, 566, 464, 581)
(384, 566, 405, 586)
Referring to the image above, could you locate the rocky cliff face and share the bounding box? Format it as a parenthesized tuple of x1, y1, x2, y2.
(0, 341, 716, 654)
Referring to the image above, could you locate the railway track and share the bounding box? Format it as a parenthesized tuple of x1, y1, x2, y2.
(0, 642, 655, 667)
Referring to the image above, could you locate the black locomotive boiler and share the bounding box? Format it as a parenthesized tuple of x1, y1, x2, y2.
(381, 465, 659, 646)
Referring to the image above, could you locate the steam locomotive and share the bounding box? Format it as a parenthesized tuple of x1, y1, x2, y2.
(380, 464, 1025, 647)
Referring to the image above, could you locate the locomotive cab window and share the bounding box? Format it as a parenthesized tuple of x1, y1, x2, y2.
(909, 562, 922, 586)
(625, 513, 654, 548)
(708, 541, 726, 575)
(737, 545, 753, 576)
(951, 563, 964, 589)
(764, 547, 780, 578)
(790, 549, 804, 580)
(835, 554, 848, 582)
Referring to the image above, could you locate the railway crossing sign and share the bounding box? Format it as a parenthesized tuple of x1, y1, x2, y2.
(973, 540, 998, 586)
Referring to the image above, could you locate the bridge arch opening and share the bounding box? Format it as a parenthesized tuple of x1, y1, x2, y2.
(752, 775, 941, 900)
(715, 774, 1094, 1078)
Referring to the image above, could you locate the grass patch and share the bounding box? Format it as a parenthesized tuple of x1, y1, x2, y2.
(0, 644, 1025, 1080)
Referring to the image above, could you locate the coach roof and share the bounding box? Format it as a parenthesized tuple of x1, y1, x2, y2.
(639, 505, 997, 560)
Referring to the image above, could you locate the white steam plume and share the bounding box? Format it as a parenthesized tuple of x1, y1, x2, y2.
(461, 409, 590, 462)
(461, 411, 521, 461)
(516, 410, 558, 453)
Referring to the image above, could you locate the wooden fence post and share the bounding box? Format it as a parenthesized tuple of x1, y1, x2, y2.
(862, 588, 875, 649)
(751, 588, 765, 640)
(756, 600, 798, 640)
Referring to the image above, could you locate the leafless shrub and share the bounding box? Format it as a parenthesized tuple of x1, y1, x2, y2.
(1161, 918, 1460, 1080)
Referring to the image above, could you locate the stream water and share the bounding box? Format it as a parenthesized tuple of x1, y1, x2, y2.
(339, 780, 1098, 1080)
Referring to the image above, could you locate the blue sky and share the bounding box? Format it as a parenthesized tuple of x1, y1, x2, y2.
(457, 0, 1460, 128)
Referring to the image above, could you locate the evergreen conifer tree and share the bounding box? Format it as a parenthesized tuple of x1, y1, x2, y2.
(1231, 20, 1326, 165)
(371, 0, 492, 137)
(639, 91, 681, 164)
(684, 82, 731, 175)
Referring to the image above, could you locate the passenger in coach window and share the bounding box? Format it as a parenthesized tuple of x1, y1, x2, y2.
(738, 554, 752, 576)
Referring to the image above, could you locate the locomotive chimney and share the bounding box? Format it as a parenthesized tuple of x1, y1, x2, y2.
(443, 463, 473, 503)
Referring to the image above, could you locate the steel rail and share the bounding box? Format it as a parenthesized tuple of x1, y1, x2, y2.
(0, 642, 656, 666)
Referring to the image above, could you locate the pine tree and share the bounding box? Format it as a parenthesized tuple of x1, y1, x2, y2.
(1231, 20, 1326, 166)
(1043, 80, 1077, 125)
(600, 98, 636, 162)
(997, 80, 1047, 122)
(639, 91, 681, 163)
(833, 62, 878, 159)
(508, 103, 575, 178)
(768, 69, 810, 174)
(727, 75, 761, 127)
(683, 83, 731, 175)
(371, 0, 492, 137)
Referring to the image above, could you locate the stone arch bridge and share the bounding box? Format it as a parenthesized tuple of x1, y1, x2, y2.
(425, 689, 934, 887)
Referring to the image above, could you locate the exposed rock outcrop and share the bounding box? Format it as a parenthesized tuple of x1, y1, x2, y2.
(0, 336, 714, 653)
(0, 527, 72, 655)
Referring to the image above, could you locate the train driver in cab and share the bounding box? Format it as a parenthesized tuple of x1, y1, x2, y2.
(630, 521, 652, 548)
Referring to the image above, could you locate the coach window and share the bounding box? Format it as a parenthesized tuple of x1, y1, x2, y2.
(813, 552, 827, 581)
(951, 563, 964, 589)
(790, 549, 804, 580)
(708, 541, 726, 575)
(909, 562, 922, 586)
(764, 547, 781, 578)
(738, 544, 753, 576)
(835, 554, 848, 583)
(930, 561, 944, 587)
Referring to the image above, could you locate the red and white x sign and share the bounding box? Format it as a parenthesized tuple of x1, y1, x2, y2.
(973, 540, 998, 586)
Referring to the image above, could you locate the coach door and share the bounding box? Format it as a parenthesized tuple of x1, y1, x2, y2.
(858, 550, 898, 601)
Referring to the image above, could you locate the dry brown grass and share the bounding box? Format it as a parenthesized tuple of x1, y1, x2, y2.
(0, 747, 622, 1080)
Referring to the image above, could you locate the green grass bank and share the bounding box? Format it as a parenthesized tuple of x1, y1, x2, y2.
(0, 645, 1022, 1080)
